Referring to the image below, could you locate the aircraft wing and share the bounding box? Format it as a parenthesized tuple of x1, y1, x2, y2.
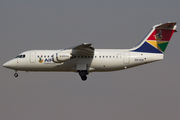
(65, 43, 95, 54)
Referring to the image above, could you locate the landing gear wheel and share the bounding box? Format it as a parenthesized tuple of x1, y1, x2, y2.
(81, 76, 87, 81)
(78, 70, 88, 81)
(14, 73, 18, 77)
(79, 72, 85, 76)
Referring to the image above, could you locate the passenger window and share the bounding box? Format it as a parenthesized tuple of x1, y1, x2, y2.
(103, 56, 104, 58)
(23, 55, 25, 58)
(99, 56, 101, 58)
(109, 56, 111, 58)
(44, 55, 46, 58)
(106, 56, 108, 58)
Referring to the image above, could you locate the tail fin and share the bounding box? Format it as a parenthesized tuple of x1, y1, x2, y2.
(132, 22, 177, 53)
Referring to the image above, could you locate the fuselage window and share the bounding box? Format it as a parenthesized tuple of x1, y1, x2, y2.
(116, 56, 118, 58)
(37, 55, 39, 58)
(103, 56, 104, 58)
(99, 56, 101, 58)
(81, 56, 83, 58)
(44, 55, 46, 58)
(48, 55, 49, 58)
(41, 55, 43, 58)
(109, 56, 111, 58)
(113, 56, 115, 58)
(84, 56, 86, 58)
(106, 56, 108, 58)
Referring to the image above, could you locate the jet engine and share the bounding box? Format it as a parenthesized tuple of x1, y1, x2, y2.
(52, 52, 74, 63)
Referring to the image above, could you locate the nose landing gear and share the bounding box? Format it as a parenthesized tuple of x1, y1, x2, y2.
(78, 70, 88, 81)
(14, 71, 18, 77)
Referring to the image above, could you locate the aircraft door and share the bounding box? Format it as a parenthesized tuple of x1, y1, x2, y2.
(123, 52, 130, 64)
(30, 51, 36, 63)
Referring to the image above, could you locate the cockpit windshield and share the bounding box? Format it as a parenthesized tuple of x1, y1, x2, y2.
(15, 54, 26, 58)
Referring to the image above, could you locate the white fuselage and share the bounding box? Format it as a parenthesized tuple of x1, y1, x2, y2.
(4, 49, 163, 73)
(3, 22, 176, 80)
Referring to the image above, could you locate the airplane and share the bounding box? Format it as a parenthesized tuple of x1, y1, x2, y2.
(3, 22, 177, 81)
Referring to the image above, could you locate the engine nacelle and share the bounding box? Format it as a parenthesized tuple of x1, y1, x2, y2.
(52, 53, 73, 63)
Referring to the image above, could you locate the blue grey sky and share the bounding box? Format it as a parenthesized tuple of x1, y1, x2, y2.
(1, 0, 180, 120)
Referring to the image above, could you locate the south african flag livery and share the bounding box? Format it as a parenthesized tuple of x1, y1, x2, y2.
(133, 22, 177, 53)
(147, 29, 175, 52)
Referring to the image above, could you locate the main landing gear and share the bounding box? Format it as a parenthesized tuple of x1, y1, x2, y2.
(14, 70, 18, 77)
(78, 70, 88, 81)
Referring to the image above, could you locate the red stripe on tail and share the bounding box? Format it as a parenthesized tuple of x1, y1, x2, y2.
(147, 29, 175, 41)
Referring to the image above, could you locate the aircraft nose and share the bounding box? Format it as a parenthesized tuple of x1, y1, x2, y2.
(3, 62, 9, 68)
(3, 59, 17, 70)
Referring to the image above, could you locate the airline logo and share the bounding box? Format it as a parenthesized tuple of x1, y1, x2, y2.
(132, 22, 176, 53)
(39, 58, 43, 63)
(38, 58, 53, 64)
(154, 30, 163, 40)
(146, 29, 174, 52)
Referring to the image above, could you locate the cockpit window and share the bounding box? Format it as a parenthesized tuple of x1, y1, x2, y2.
(15, 54, 26, 58)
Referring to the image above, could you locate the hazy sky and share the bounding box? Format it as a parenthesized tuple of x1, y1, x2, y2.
(1, 0, 180, 120)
